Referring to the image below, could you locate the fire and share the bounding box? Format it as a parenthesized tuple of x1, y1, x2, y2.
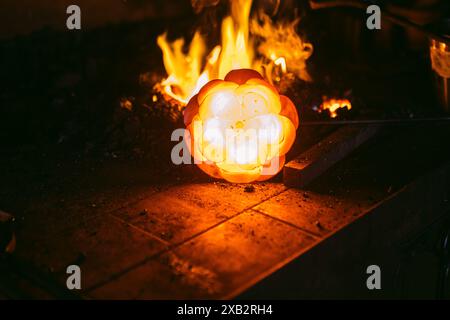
(319, 98, 352, 118)
(251, 11, 313, 82)
(430, 39, 450, 79)
(156, 0, 313, 105)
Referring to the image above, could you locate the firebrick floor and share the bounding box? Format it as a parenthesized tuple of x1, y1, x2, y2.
(9, 123, 450, 299)
(14, 172, 377, 299)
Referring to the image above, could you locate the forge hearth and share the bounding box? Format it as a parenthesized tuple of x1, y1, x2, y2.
(1, 120, 449, 299)
(1, 0, 450, 300)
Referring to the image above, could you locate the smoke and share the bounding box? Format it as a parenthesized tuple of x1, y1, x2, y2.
(250, 10, 313, 81)
(191, 0, 221, 13)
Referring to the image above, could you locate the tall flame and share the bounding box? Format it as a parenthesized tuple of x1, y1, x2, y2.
(156, 0, 312, 105)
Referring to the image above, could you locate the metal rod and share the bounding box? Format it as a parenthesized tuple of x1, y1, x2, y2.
(308, 0, 450, 45)
(300, 117, 450, 126)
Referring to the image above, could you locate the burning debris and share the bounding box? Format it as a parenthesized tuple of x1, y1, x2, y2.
(319, 97, 352, 118)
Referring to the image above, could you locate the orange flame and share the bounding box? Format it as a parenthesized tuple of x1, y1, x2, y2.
(156, 0, 312, 105)
(319, 98, 352, 118)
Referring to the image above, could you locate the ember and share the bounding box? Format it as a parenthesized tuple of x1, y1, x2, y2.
(319, 97, 352, 118)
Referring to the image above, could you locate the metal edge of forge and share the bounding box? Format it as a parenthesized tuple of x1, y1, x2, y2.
(238, 162, 450, 299)
(284, 125, 381, 188)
